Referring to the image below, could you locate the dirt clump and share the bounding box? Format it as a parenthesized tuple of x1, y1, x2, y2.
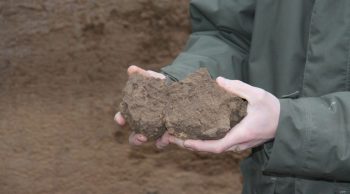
(120, 68, 247, 140)
(120, 74, 168, 140)
(166, 69, 247, 140)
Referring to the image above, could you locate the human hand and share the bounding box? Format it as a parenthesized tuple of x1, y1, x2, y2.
(169, 77, 281, 153)
(114, 65, 173, 148)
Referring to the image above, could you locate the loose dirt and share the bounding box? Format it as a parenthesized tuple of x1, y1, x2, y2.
(0, 0, 247, 194)
(121, 69, 247, 140)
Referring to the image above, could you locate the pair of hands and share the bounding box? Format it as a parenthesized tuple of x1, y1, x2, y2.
(115, 66, 281, 153)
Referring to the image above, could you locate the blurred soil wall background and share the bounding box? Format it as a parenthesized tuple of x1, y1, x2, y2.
(0, 0, 244, 193)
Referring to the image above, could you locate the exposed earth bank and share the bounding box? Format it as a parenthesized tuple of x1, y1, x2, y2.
(0, 1, 246, 193)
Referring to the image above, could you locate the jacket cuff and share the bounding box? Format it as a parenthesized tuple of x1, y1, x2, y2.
(263, 98, 309, 174)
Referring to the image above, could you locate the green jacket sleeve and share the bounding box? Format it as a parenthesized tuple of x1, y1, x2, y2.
(264, 92, 350, 182)
(161, 0, 255, 81)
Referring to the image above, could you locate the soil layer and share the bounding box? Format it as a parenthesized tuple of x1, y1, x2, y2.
(0, 1, 247, 194)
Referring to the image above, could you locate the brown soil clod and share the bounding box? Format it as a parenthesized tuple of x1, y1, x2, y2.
(120, 74, 167, 140)
(165, 69, 247, 140)
(120, 68, 247, 141)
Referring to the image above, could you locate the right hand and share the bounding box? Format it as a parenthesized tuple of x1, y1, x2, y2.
(114, 65, 173, 149)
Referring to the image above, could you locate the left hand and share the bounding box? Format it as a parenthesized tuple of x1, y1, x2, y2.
(169, 77, 281, 153)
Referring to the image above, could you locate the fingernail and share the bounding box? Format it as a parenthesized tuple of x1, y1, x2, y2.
(216, 77, 228, 85)
(115, 117, 122, 125)
(137, 135, 146, 142)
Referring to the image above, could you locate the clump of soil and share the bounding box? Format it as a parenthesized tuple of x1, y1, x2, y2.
(165, 69, 247, 140)
(119, 74, 168, 140)
(120, 69, 247, 140)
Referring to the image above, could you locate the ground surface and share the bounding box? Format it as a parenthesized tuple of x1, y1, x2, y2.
(0, 1, 245, 193)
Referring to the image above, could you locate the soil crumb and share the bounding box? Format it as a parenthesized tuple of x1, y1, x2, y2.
(120, 69, 247, 140)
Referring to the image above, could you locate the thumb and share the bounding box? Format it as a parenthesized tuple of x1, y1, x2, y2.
(216, 77, 257, 101)
(147, 70, 166, 79)
(127, 65, 149, 77)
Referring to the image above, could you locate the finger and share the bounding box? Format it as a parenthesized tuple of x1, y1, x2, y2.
(128, 132, 147, 146)
(182, 118, 252, 153)
(114, 112, 126, 126)
(183, 139, 229, 154)
(221, 116, 252, 144)
(227, 144, 249, 152)
(169, 136, 186, 149)
(156, 131, 171, 149)
(227, 139, 265, 152)
(147, 70, 166, 79)
(127, 65, 149, 77)
(216, 77, 258, 101)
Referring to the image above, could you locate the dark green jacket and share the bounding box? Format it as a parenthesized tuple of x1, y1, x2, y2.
(161, 0, 350, 193)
